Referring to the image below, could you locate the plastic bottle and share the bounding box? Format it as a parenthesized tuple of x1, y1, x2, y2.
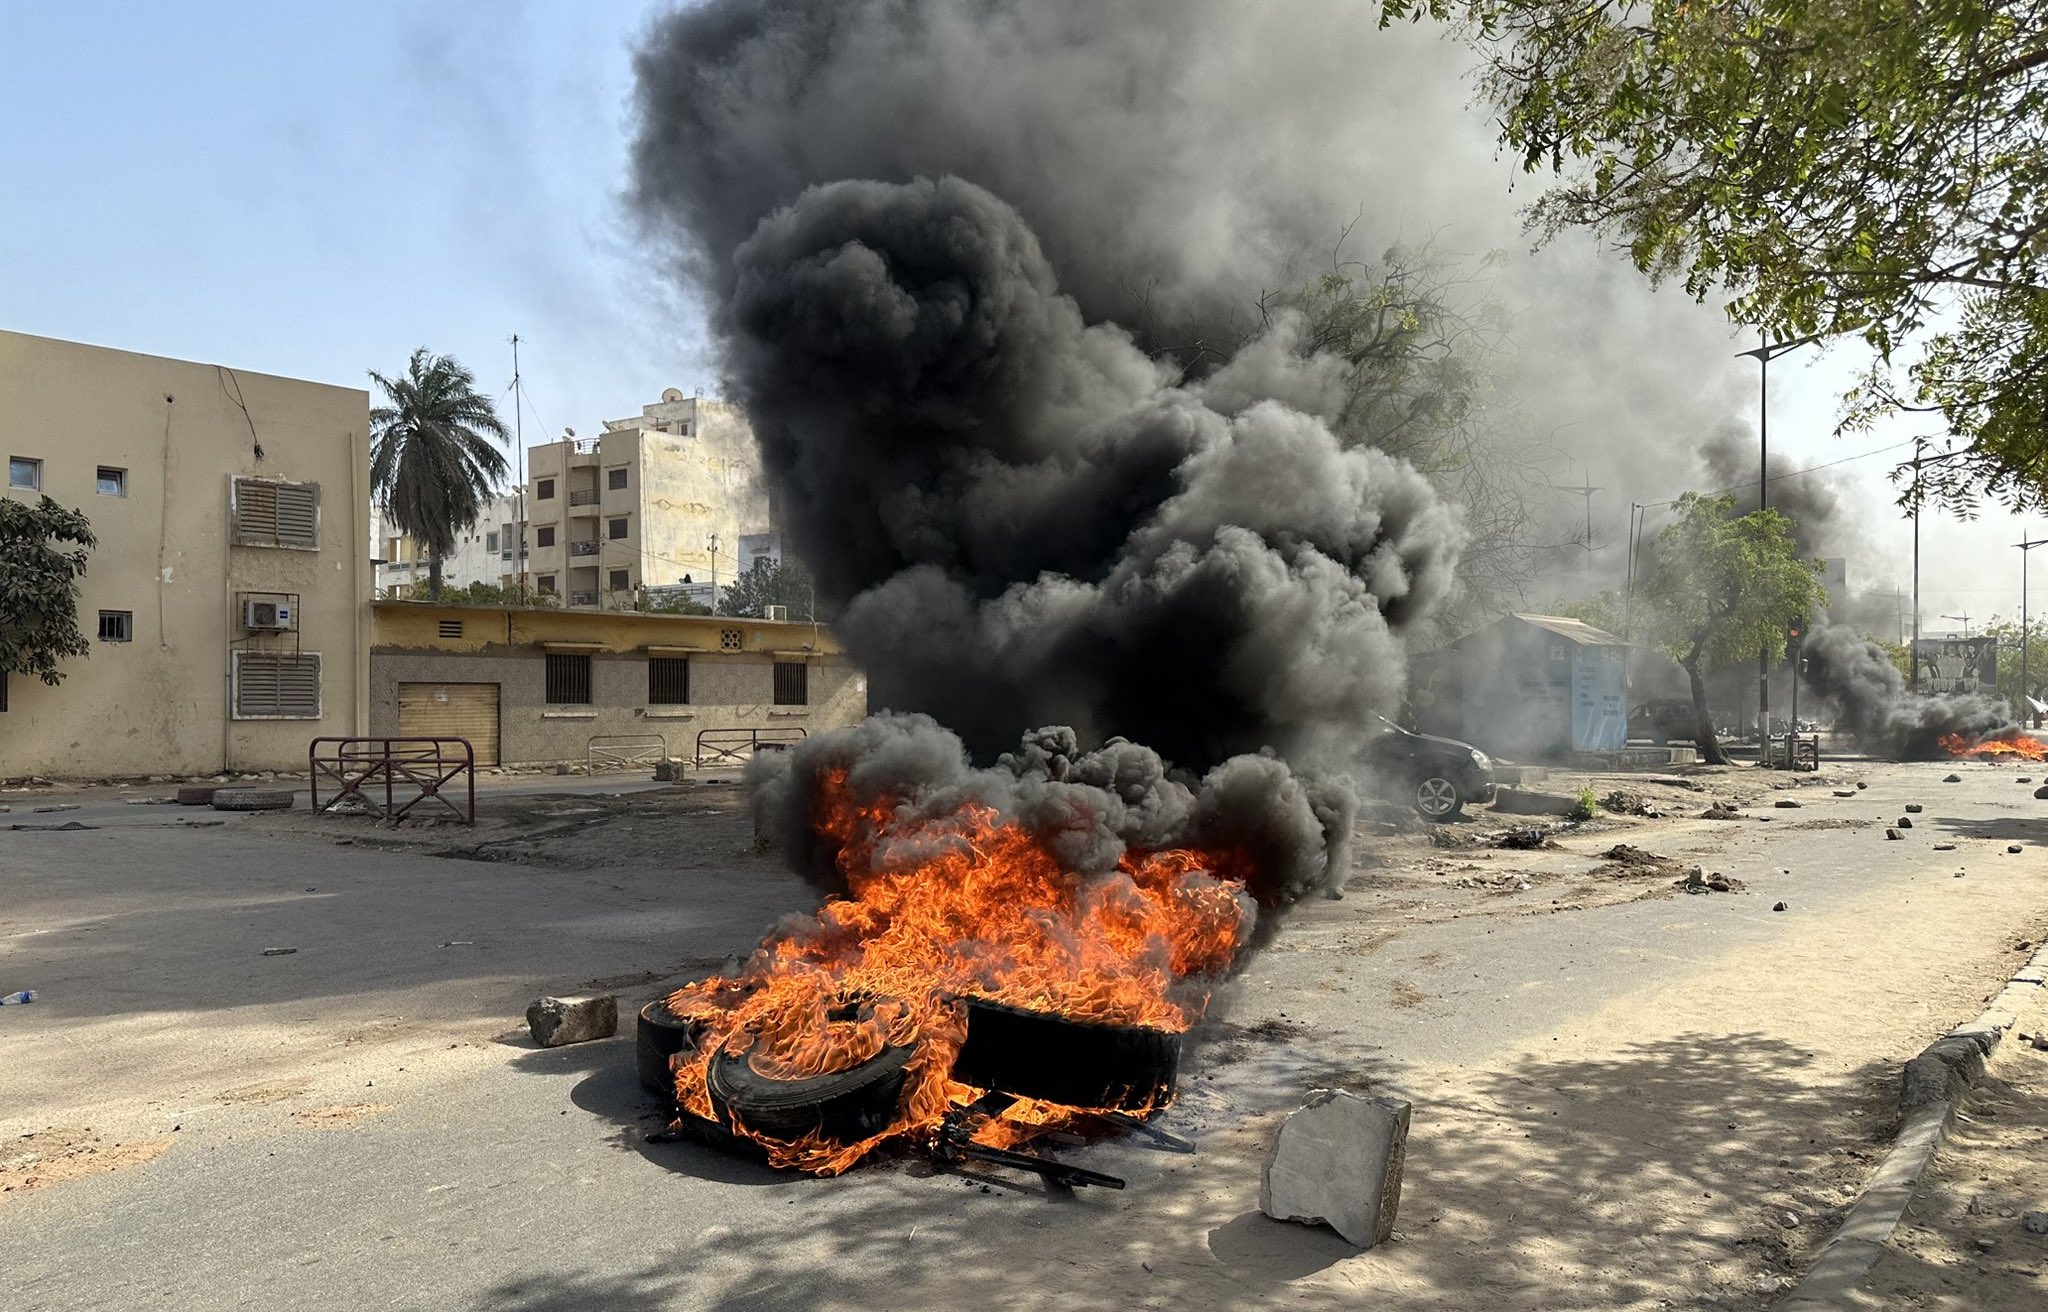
(0, 990, 36, 1005)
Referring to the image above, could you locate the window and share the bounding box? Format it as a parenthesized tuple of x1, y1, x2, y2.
(231, 478, 320, 548)
(607, 516, 629, 540)
(8, 457, 41, 490)
(546, 653, 592, 704)
(232, 652, 322, 719)
(0, 670, 8, 712)
(648, 657, 690, 705)
(537, 574, 557, 595)
(537, 525, 556, 548)
(96, 467, 126, 497)
(97, 610, 132, 643)
(608, 467, 628, 491)
(437, 620, 463, 639)
(773, 661, 809, 706)
(537, 478, 556, 500)
(486, 531, 499, 553)
(608, 569, 630, 591)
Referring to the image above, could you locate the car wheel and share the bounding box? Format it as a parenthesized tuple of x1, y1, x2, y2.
(949, 998, 1182, 1111)
(1413, 775, 1463, 820)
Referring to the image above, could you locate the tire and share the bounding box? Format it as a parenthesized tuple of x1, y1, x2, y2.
(636, 999, 705, 1098)
(949, 998, 1180, 1111)
(1413, 775, 1464, 820)
(210, 788, 295, 812)
(176, 785, 218, 806)
(706, 1039, 915, 1144)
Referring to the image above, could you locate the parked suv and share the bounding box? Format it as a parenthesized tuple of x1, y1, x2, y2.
(1367, 721, 1497, 819)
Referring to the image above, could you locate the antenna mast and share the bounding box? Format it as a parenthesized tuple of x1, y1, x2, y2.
(511, 334, 527, 605)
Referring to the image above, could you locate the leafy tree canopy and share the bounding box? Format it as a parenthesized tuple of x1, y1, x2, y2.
(717, 556, 823, 621)
(369, 347, 510, 599)
(1383, 0, 2048, 511)
(1542, 590, 1627, 639)
(0, 496, 96, 686)
(1639, 493, 1829, 760)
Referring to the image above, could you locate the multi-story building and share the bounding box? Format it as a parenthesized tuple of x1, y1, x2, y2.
(372, 491, 527, 599)
(524, 389, 771, 609)
(0, 329, 370, 776)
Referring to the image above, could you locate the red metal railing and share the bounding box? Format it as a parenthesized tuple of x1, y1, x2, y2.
(308, 737, 476, 825)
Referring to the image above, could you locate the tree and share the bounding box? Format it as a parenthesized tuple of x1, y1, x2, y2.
(1542, 590, 1627, 638)
(717, 556, 822, 620)
(1383, 0, 2048, 510)
(1638, 494, 1828, 764)
(1978, 615, 2048, 709)
(1252, 237, 1566, 622)
(369, 348, 510, 600)
(0, 496, 96, 688)
(637, 590, 713, 616)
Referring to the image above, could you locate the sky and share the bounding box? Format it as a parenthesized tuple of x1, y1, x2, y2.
(0, 1, 2024, 632)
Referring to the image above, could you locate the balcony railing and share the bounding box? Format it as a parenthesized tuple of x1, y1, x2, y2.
(569, 540, 601, 556)
(569, 591, 599, 606)
(568, 489, 600, 506)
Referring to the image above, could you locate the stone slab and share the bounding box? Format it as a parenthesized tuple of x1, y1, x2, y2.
(526, 993, 619, 1048)
(1260, 1089, 1410, 1248)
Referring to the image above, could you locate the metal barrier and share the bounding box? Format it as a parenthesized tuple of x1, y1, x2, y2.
(1765, 732, 1821, 771)
(309, 737, 476, 824)
(587, 733, 668, 775)
(695, 727, 808, 768)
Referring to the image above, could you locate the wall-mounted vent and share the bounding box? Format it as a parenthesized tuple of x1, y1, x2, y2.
(720, 628, 744, 652)
(438, 620, 464, 639)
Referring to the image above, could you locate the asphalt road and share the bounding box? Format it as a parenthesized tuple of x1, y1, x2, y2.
(4, 760, 2046, 1311)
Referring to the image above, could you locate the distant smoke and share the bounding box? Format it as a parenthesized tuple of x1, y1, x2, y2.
(1800, 622, 2009, 758)
(748, 714, 1355, 920)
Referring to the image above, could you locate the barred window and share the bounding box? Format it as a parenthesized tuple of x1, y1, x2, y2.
(607, 516, 629, 540)
(773, 661, 808, 706)
(537, 478, 556, 500)
(648, 657, 689, 705)
(545, 653, 591, 704)
(537, 525, 556, 548)
(608, 569, 630, 591)
(233, 651, 322, 719)
(608, 467, 628, 490)
(98, 611, 133, 642)
(231, 478, 320, 548)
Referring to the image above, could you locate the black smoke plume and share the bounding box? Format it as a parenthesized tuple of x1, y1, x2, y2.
(1800, 622, 2010, 758)
(748, 713, 1355, 920)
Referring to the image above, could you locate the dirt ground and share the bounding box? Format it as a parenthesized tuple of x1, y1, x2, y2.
(1850, 969, 2048, 1309)
(8, 755, 2048, 1310)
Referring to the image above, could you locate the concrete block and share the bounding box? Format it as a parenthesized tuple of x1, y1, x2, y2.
(1491, 787, 1579, 817)
(526, 993, 618, 1048)
(1260, 1089, 1410, 1248)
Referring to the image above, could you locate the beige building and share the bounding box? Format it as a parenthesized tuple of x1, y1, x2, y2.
(373, 491, 527, 599)
(0, 330, 370, 777)
(524, 390, 771, 608)
(368, 602, 864, 767)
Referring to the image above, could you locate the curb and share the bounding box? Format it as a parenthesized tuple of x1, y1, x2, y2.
(1778, 940, 2048, 1309)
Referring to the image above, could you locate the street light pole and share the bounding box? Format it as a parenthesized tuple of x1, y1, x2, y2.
(2020, 533, 2048, 726)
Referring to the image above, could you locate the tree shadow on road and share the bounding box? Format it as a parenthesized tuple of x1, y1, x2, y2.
(1931, 814, 2048, 849)
(459, 1031, 1905, 1312)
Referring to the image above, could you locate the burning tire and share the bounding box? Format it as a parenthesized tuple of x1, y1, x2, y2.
(706, 1040, 915, 1144)
(1412, 774, 1464, 820)
(950, 999, 1180, 1111)
(636, 999, 705, 1099)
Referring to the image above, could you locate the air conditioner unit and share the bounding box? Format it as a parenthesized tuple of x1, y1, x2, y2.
(241, 599, 293, 631)
(764, 604, 789, 622)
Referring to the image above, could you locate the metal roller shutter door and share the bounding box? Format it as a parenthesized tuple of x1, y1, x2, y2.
(396, 683, 500, 767)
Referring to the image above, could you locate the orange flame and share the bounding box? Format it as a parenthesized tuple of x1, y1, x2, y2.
(1939, 731, 2048, 761)
(664, 768, 1251, 1173)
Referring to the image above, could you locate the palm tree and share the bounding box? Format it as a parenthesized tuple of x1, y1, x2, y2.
(369, 348, 510, 600)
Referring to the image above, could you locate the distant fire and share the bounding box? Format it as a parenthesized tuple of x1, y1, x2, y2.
(663, 768, 1253, 1174)
(1939, 730, 2048, 761)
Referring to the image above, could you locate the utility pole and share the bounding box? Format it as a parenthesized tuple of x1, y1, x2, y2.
(1561, 478, 1603, 592)
(2022, 532, 2048, 727)
(1909, 438, 1925, 693)
(510, 334, 528, 606)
